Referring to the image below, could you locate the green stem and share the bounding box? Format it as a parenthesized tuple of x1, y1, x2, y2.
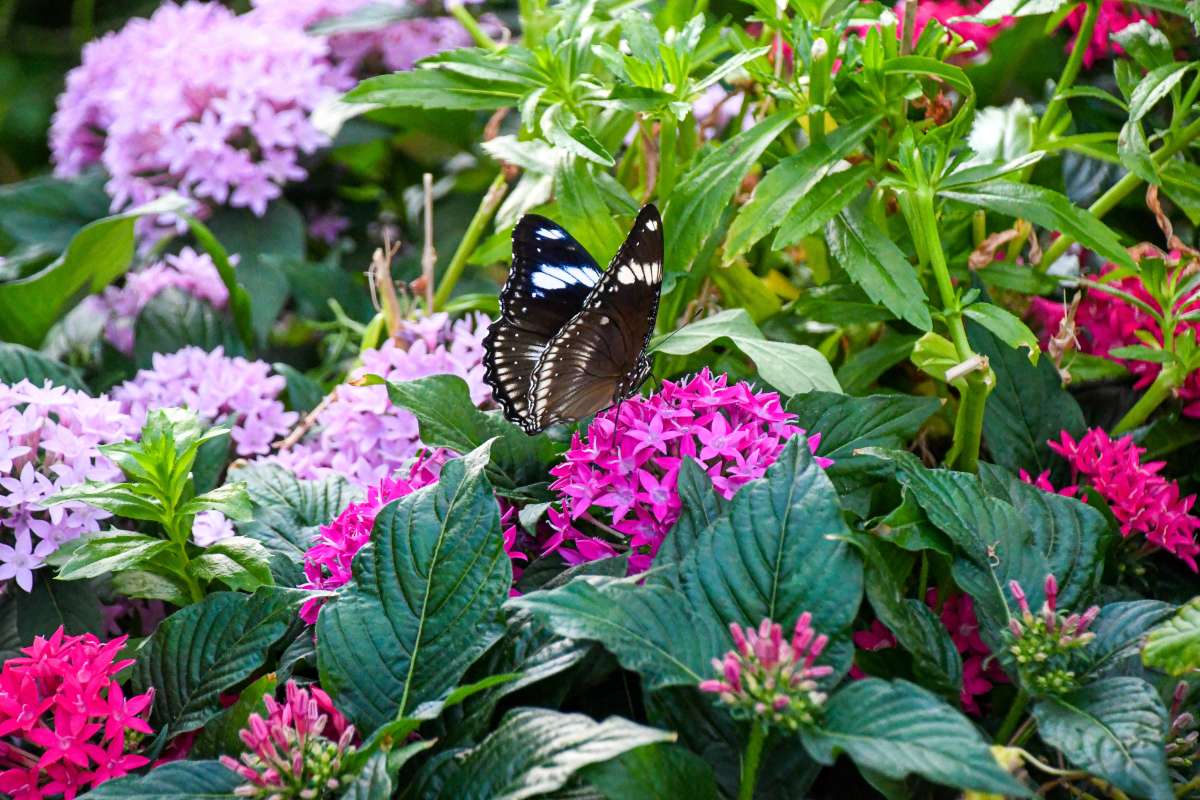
(1113, 365, 1183, 434)
(433, 172, 509, 311)
(1039, 115, 1200, 270)
(1036, 0, 1098, 143)
(70, 0, 94, 48)
(994, 691, 1029, 744)
(739, 722, 768, 800)
(658, 115, 678, 202)
(449, 2, 499, 51)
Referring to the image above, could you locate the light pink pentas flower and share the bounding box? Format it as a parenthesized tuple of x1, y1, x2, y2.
(1030, 263, 1200, 418)
(1060, 2, 1154, 68)
(113, 347, 297, 459)
(51, 2, 333, 216)
(1023, 428, 1200, 569)
(250, 0, 494, 89)
(299, 453, 526, 624)
(266, 313, 490, 486)
(87, 248, 230, 355)
(546, 369, 827, 573)
(0, 628, 153, 800)
(700, 614, 833, 731)
(0, 381, 134, 592)
(220, 681, 356, 799)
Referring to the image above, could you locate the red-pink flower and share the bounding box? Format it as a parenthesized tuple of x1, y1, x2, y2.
(547, 369, 828, 572)
(1060, 2, 1155, 68)
(906, 0, 1015, 55)
(299, 452, 527, 623)
(1031, 428, 1200, 569)
(0, 627, 153, 799)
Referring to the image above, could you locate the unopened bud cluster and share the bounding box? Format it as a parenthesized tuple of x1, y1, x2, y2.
(1168, 683, 1199, 773)
(700, 613, 833, 731)
(1005, 575, 1099, 695)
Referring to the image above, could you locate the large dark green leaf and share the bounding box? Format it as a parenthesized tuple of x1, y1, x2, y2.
(939, 181, 1135, 269)
(1033, 678, 1171, 800)
(665, 112, 794, 274)
(132, 588, 306, 736)
(655, 458, 725, 569)
(133, 290, 245, 367)
(801, 679, 1029, 795)
(0, 171, 110, 249)
(435, 709, 674, 800)
(582, 743, 721, 800)
(78, 761, 241, 800)
(827, 205, 932, 331)
(0, 343, 87, 390)
(16, 574, 105, 643)
(317, 445, 512, 731)
(368, 374, 558, 498)
(1086, 600, 1173, 679)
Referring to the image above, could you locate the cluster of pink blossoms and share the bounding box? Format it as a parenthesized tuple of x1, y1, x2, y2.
(0, 382, 134, 592)
(853, 589, 1004, 714)
(547, 369, 826, 572)
(1061, 1, 1154, 68)
(220, 681, 355, 799)
(1031, 264, 1200, 418)
(299, 453, 525, 624)
(0, 628, 153, 800)
(267, 313, 490, 486)
(114, 347, 297, 459)
(1023, 428, 1200, 569)
(1007, 575, 1100, 694)
(51, 2, 332, 216)
(86, 248, 229, 355)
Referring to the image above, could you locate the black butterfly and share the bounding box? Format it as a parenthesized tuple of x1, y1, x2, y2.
(483, 204, 663, 434)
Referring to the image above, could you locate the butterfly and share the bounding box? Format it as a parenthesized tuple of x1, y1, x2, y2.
(483, 204, 664, 435)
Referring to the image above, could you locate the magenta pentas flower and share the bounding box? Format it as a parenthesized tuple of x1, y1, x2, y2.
(267, 313, 490, 486)
(1006, 575, 1100, 695)
(1060, 1, 1154, 68)
(700, 614, 833, 731)
(906, 0, 1015, 56)
(0, 381, 134, 592)
(299, 453, 526, 624)
(220, 681, 356, 799)
(0, 627, 153, 800)
(1034, 428, 1200, 569)
(113, 347, 297, 459)
(51, 2, 333, 216)
(546, 369, 827, 572)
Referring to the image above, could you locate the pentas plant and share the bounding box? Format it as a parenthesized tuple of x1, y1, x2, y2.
(0, 628, 153, 800)
(1005, 576, 1100, 695)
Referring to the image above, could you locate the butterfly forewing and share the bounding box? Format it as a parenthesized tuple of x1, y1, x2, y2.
(527, 205, 664, 431)
(483, 216, 603, 428)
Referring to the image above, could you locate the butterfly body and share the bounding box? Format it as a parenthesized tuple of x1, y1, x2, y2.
(484, 204, 663, 434)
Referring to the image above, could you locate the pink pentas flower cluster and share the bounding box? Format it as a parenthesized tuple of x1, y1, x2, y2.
(299, 453, 526, 624)
(852, 589, 1005, 714)
(0, 628, 153, 800)
(50, 2, 333, 216)
(1060, 2, 1155, 68)
(1031, 264, 1200, 418)
(0, 381, 134, 592)
(903, 0, 1014, 55)
(546, 369, 826, 573)
(86, 248, 230, 356)
(251, 0, 491, 89)
(267, 313, 491, 486)
(1023, 428, 1200, 569)
(113, 346, 297, 459)
(220, 681, 356, 799)
(1006, 575, 1100, 694)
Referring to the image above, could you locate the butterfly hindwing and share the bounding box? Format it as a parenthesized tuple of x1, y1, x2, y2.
(483, 216, 603, 428)
(527, 205, 663, 431)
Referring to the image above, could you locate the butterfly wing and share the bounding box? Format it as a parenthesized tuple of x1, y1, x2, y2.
(483, 215, 603, 431)
(527, 204, 663, 431)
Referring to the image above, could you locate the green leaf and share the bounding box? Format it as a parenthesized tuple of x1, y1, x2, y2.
(183, 214, 255, 351)
(827, 205, 933, 331)
(436, 709, 675, 800)
(553, 157, 626, 259)
(189, 537, 275, 593)
(78, 760, 241, 800)
(55, 531, 173, 581)
(1033, 678, 1171, 800)
(316, 445, 512, 731)
(345, 48, 536, 110)
(366, 374, 559, 497)
(0, 195, 189, 347)
(133, 289, 244, 367)
(1143, 597, 1200, 675)
(191, 673, 277, 759)
(338, 751, 393, 800)
(835, 330, 919, 394)
(181, 483, 253, 522)
(0, 171, 110, 250)
(665, 112, 794, 274)
(801, 679, 1029, 795)
(968, 321, 1086, 482)
(542, 108, 615, 168)
(773, 164, 874, 250)
(655, 457, 725, 569)
(725, 117, 877, 261)
(582, 743, 721, 800)
(650, 308, 841, 395)
(15, 574, 104, 644)
(939, 181, 1135, 270)
(43, 481, 163, 523)
(133, 588, 307, 736)
(962, 303, 1039, 364)
(0, 343, 87, 391)
(1086, 600, 1174, 679)
(1108, 344, 1174, 363)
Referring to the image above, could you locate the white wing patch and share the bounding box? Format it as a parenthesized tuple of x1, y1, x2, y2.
(537, 227, 566, 240)
(616, 261, 661, 286)
(531, 264, 601, 291)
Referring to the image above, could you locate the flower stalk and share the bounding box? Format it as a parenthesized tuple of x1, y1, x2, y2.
(433, 171, 509, 310)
